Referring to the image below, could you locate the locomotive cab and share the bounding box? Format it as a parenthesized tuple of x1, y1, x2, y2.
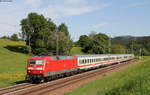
(27, 58, 45, 83)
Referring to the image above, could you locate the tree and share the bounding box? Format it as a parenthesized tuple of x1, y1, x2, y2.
(1, 36, 9, 39)
(20, 12, 72, 55)
(91, 33, 109, 54)
(58, 23, 69, 36)
(10, 34, 19, 41)
(111, 44, 127, 54)
(20, 13, 57, 54)
(78, 35, 89, 47)
(78, 33, 109, 54)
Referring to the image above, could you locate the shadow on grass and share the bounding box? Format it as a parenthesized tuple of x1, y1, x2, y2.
(15, 80, 28, 84)
(4, 45, 28, 54)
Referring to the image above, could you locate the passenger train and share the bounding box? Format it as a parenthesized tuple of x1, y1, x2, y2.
(26, 54, 134, 83)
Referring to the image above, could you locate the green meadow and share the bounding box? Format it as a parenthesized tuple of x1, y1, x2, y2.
(66, 56, 150, 95)
(70, 47, 84, 55)
(0, 39, 29, 88)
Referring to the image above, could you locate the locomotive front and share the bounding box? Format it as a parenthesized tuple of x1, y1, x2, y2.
(27, 57, 45, 83)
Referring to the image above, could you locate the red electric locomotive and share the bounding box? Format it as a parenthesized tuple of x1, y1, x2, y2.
(26, 54, 134, 83)
(27, 56, 78, 82)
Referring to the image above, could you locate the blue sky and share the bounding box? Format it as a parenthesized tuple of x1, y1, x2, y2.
(0, 0, 150, 41)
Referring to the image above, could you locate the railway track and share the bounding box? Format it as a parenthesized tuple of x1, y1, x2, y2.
(0, 59, 138, 95)
(0, 83, 35, 95)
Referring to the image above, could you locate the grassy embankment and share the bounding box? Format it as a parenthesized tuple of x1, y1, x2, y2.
(66, 56, 150, 95)
(70, 47, 84, 55)
(0, 39, 29, 88)
(0, 39, 84, 88)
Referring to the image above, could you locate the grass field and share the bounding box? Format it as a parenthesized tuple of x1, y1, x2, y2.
(0, 39, 29, 88)
(0, 39, 84, 88)
(66, 56, 150, 95)
(70, 47, 84, 55)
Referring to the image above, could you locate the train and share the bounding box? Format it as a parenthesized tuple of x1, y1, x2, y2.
(26, 54, 134, 83)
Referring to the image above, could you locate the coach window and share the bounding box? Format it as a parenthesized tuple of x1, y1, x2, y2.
(79, 60, 81, 64)
(104, 58, 106, 61)
(99, 58, 101, 62)
(83, 59, 85, 64)
(82, 60, 84, 64)
(80, 60, 82, 64)
(80, 59, 83, 64)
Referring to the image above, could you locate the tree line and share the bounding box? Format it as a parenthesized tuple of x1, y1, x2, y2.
(1, 12, 149, 56)
(76, 32, 126, 54)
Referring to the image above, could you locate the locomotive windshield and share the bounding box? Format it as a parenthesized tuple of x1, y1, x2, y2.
(29, 60, 43, 65)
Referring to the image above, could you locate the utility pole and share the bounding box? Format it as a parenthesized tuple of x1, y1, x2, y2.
(104, 45, 106, 54)
(108, 36, 111, 54)
(28, 35, 31, 54)
(131, 41, 134, 54)
(56, 29, 59, 56)
(139, 48, 142, 59)
(27, 18, 32, 54)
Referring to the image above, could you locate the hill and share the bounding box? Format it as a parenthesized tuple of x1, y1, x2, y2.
(112, 36, 150, 55)
(0, 39, 29, 88)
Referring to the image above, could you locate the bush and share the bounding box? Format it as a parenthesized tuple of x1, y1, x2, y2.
(10, 34, 19, 41)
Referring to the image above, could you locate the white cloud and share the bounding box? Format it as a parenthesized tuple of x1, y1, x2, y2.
(91, 23, 108, 30)
(123, 2, 150, 8)
(0, 0, 111, 37)
(25, 0, 42, 9)
(64, 0, 86, 4)
(131, 2, 148, 7)
(38, 2, 111, 19)
(39, 5, 96, 19)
